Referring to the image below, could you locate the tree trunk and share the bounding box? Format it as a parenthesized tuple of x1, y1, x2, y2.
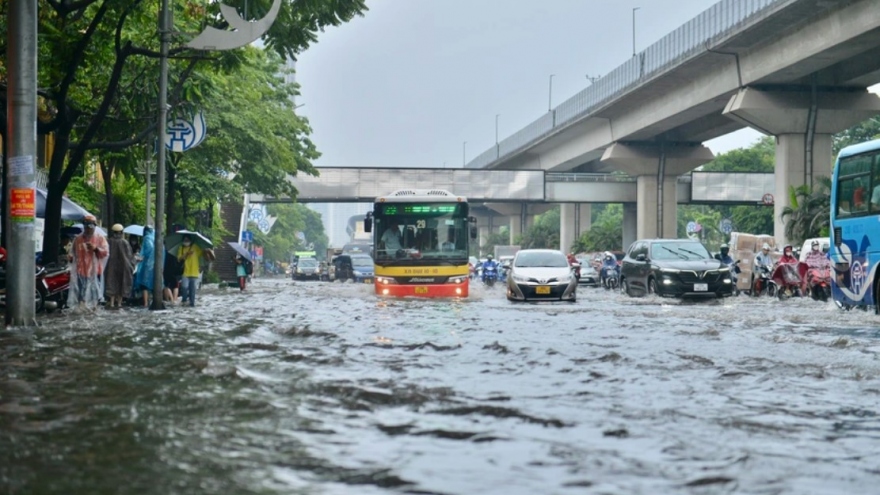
(100, 160, 115, 227)
(41, 129, 74, 264)
(166, 160, 176, 233)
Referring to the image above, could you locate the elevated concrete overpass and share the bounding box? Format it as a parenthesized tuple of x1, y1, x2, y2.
(250, 168, 775, 249)
(465, 0, 880, 246)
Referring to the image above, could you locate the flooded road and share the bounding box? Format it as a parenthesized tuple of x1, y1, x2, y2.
(2, 278, 880, 494)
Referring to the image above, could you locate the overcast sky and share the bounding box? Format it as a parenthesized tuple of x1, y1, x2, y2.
(295, 0, 767, 169)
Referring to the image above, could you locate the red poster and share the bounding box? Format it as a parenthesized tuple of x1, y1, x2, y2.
(10, 188, 35, 220)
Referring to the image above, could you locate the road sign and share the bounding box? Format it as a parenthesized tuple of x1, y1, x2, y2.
(248, 208, 263, 222)
(762, 193, 774, 205)
(720, 218, 733, 234)
(241, 230, 253, 242)
(165, 110, 207, 152)
(686, 221, 697, 234)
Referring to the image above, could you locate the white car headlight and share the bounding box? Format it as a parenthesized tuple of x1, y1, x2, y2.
(512, 273, 529, 283)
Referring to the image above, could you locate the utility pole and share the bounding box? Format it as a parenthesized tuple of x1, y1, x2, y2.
(548, 74, 555, 112)
(152, 0, 171, 310)
(632, 7, 640, 57)
(144, 144, 152, 227)
(5, 0, 38, 326)
(462, 141, 467, 167)
(495, 114, 500, 145)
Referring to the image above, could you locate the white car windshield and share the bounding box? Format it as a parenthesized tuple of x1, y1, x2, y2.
(351, 257, 373, 268)
(514, 252, 568, 268)
(299, 259, 317, 268)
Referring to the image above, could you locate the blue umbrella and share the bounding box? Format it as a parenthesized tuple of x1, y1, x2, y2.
(227, 242, 252, 260)
(123, 224, 145, 236)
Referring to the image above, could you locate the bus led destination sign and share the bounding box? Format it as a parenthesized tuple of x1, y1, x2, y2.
(381, 204, 457, 215)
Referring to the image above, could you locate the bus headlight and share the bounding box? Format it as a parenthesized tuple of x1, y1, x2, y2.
(448, 276, 466, 284)
(376, 276, 397, 285)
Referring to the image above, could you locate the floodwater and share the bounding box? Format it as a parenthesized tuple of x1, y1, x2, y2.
(2, 278, 880, 494)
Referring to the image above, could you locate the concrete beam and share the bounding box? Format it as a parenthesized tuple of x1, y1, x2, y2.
(723, 88, 880, 135)
(600, 142, 714, 177)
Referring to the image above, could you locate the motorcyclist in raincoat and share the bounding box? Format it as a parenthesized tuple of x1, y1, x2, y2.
(481, 255, 499, 283)
(600, 251, 619, 288)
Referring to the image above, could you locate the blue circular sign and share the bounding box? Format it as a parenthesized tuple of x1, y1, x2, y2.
(720, 219, 733, 234)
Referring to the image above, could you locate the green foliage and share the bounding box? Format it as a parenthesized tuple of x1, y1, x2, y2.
(572, 204, 622, 253)
(701, 135, 775, 172)
(109, 173, 147, 227)
(203, 271, 221, 284)
(64, 176, 104, 219)
(519, 207, 560, 249)
(833, 117, 880, 156)
(780, 176, 831, 246)
(481, 227, 510, 258)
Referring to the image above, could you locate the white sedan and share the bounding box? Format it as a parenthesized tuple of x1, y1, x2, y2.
(506, 249, 578, 302)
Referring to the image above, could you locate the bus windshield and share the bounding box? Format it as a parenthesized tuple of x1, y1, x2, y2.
(373, 202, 469, 262)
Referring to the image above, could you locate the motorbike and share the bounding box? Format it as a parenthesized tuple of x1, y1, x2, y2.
(601, 265, 619, 290)
(803, 264, 832, 301)
(0, 263, 70, 312)
(39, 262, 71, 311)
(751, 265, 778, 297)
(771, 262, 803, 299)
(482, 263, 499, 287)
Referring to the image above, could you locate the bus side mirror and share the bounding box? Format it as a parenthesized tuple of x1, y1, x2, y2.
(468, 216, 477, 240)
(364, 212, 372, 233)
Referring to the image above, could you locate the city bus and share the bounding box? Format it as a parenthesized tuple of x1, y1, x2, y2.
(830, 138, 880, 311)
(365, 189, 476, 297)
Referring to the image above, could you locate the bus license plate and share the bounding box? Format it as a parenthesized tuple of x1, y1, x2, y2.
(415, 286, 429, 294)
(694, 283, 708, 292)
(536, 286, 551, 295)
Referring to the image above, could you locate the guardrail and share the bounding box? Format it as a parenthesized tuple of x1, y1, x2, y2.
(466, 0, 785, 169)
(546, 172, 693, 183)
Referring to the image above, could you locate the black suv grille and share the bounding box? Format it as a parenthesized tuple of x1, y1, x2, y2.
(678, 271, 721, 284)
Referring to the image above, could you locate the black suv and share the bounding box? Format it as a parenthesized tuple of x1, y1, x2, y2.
(620, 239, 735, 298)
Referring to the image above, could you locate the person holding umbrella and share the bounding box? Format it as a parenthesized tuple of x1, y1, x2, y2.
(177, 234, 207, 307)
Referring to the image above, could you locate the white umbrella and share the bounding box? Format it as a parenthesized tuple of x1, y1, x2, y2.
(123, 224, 145, 236)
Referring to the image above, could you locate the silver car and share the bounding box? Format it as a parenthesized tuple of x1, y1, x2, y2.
(294, 257, 321, 281)
(506, 249, 578, 302)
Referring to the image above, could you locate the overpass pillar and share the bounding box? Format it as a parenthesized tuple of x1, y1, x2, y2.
(478, 225, 490, 253)
(577, 204, 591, 237)
(509, 215, 521, 244)
(622, 203, 637, 252)
(724, 87, 880, 245)
(560, 204, 576, 253)
(601, 143, 714, 240)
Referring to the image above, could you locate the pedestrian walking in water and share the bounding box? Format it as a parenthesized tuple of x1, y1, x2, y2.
(68, 215, 109, 311)
(133, 225, 158, 307)
(235, 254, 250, 291)
(163, 252, 182, 305)
(104, 224, 135, 308)
(177, 235, 205, 307)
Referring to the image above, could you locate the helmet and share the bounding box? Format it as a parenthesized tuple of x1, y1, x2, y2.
(783, 244, 793, 253)
(83, 214, 97, 225)
(811, 240, 819, 247)
(762, 243, 771, 250)
(111, 223, 124, 232)
(720, 244, 729, 254)
(487, 254, 493, 260)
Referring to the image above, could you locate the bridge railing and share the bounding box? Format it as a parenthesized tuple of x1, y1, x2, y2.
(546, 172, 694, 183)
(467, 0, 784, 169)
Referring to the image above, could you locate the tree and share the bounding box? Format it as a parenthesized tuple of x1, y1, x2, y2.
(833, 117, 880, 156)
(518, 207, 560, 249)
(0, 0, 368, 262)
(572, 204, 622, 253)
(481, 227, 510, 258)
(780, 176, 831, 246)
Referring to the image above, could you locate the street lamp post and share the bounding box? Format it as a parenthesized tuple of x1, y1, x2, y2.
(548, 74, 555, 112)
(495, 114, 500, 145)
(632, 7, 640, 57)
(462, 141, 467, 167)
(151, 0, 171, 310)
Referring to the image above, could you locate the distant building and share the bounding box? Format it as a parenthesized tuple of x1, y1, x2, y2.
(308, 203, 371, 247)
